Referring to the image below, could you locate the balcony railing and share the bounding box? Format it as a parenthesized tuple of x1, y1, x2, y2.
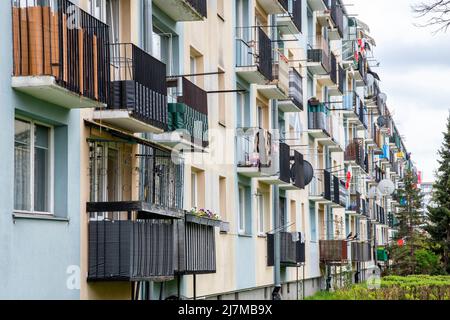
(236, 27, 273, 82)
(109, 43, 168, 131)
(320, 240, 348, 262)
(177, 215, 220, 275)
(330, 52, 338, 85)
(88, 219, 175, 281)
(309, 169, 332, 201)
(307, 36, 330, 74)
(351, 242, 371, 262)
(287, 68, 304, 110)
(308, 102, 331, 134)
(338, 65, 345, 94)
(345, 138, 365, 168)
(291, 0, 302, 33)
(331, 175, 347, 207)
(347, 191, 361, 214)
(330, 0, 344, 38)
(168, 77, 209, 147)
(185, 0, 208, 17)
(12, 0, 110, 107)
(268, 232, 305, 266)
(236, 127, 275, 175)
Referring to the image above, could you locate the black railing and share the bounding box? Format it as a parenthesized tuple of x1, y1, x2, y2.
(345, 138, 365, 168)
(258, 28, 273, 81)
(177, 215, 218, 275)
(88, 220, 175, 281)
(330, 52, 337, 85)
(186, 0, 208, 18)
(279, 143, 292, 184)
(268, 232, 305, 266)
(348, 192, 361, 213)
(330, 0, 344, 38)
(109, 43, 168, 131)
(351, 242, 371, 262)
(292, 151, 306, 189)
(292, 0, 302, 33)
(338, 65, 345, 94)
(307, 49, 330, 73)
(289, 68, 304, 110)
(12, 0, 110, 103)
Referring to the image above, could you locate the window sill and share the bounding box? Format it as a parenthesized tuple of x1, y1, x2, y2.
(238, 233, 252, 238)
(13, 213, 69, 223)
(257, 234, 267, 238)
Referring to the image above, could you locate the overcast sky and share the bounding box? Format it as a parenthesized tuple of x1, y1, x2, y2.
(344, 0, 450, 182)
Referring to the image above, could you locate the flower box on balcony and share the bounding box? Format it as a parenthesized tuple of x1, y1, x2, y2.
(185, 213, 222, 228)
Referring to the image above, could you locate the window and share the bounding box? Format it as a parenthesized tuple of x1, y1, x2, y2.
(14, 118, 52, 214)
(106, 0, 120, 43)
(257, 193, 264, 235)
(238, 186, 246, 233)
(219, 176, 227, 221)
(191, 172, 198, 208)
(89, 0, 104, 20)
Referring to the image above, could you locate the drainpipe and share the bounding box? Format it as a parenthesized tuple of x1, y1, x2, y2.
(271, 14, 282, 301)
(325, 145, 332, 291)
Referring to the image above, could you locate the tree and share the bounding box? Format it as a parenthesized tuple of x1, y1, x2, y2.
(412, 0, 450, 33)
(390, 170, 425, 275)
(424, 112, 450, 273)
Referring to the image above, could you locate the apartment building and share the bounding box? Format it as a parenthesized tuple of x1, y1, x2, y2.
(0, 0, 415, 300)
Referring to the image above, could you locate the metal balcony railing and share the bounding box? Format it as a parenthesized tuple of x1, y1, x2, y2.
(307, 36, 331, 73)
(345, 138, 365, 168)
(320, 240, 348, 262)
(330, 0, 344, 38)
(109, 43, 168, 130)
(236, 27, 273, 81)
(267, 232, 305, 266)
(236, 127, 273, 170)
(288, 68, 304, 110)
(12, 0, 110, 103)
(308, 101, 331, 134)
(347, 192, 361, 214)
(309, 169, 332, 201)
(291, 0, 302, 33)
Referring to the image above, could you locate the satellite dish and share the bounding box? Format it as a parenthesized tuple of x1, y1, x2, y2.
(378, 92, 387, 105)
(377, 116, 387, 128)
(366, 74, 375, 87)
(303, 161, 314, 186)
(368, 187, 379, 199)
(378, 179, 396, 196)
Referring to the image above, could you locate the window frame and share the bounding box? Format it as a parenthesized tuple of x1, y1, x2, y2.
(257, 192, 265, 236)
(14, 116, 54, 216)
(238, 186, 246, 234)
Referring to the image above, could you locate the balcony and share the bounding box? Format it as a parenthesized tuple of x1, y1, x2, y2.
(307, 101, 331, 139)
(343, 92, 367, 129)
(351, 242, 372, 262)
(277, 0, 302, 35)
(88, 220, 175, 281)
(260, 144, 306, 190)
(328, 63, 345, 96)
(307, 0, 328, 11)
(317, 1, 344, 41)
(267, 232, 305, 267)
(257, 52, 290, 100)
(177, 214, 221, 275)
(12, 0, 109, 109)
(317, 51, 337, 88)
(354, 54, 368, 87)
(319, 240, 348, 262)
(346, 191, 361, 215)
(93, 43, 167, 133)
(309, 170, 332, 203)
(152, 0, 207, 21)
(307, 37, 330, 75)
(330, 175, 348, 208)
(236, 127, 277, 178)
(345, 138, 365, 170)
(257, 0, 289, 15)
(152, 77, 209, 150)
(278, 68, 304, 112)
(236, 27, 273, 84)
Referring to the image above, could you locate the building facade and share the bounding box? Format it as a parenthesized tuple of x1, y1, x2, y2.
(0, 0, 416, 300)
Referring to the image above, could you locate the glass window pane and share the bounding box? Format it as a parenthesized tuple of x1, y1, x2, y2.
(34, 124, 50, 212)
(14, 119, 31, 211)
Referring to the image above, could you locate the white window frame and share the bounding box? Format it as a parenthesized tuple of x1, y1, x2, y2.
(238, 186, 246, 234)
(257, 193, 265, 235)
(14, 116, 54, 216)
(191, 172, 198, 208)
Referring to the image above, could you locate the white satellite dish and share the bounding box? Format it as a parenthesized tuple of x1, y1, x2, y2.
(378, 179, 396, 196)
(366, 74, 375, 87)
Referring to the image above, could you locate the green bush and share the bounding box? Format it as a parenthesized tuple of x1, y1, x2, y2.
(306, 275, 450, 300)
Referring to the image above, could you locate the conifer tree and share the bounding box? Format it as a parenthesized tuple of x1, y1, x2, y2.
(425, 113, 450, 273)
